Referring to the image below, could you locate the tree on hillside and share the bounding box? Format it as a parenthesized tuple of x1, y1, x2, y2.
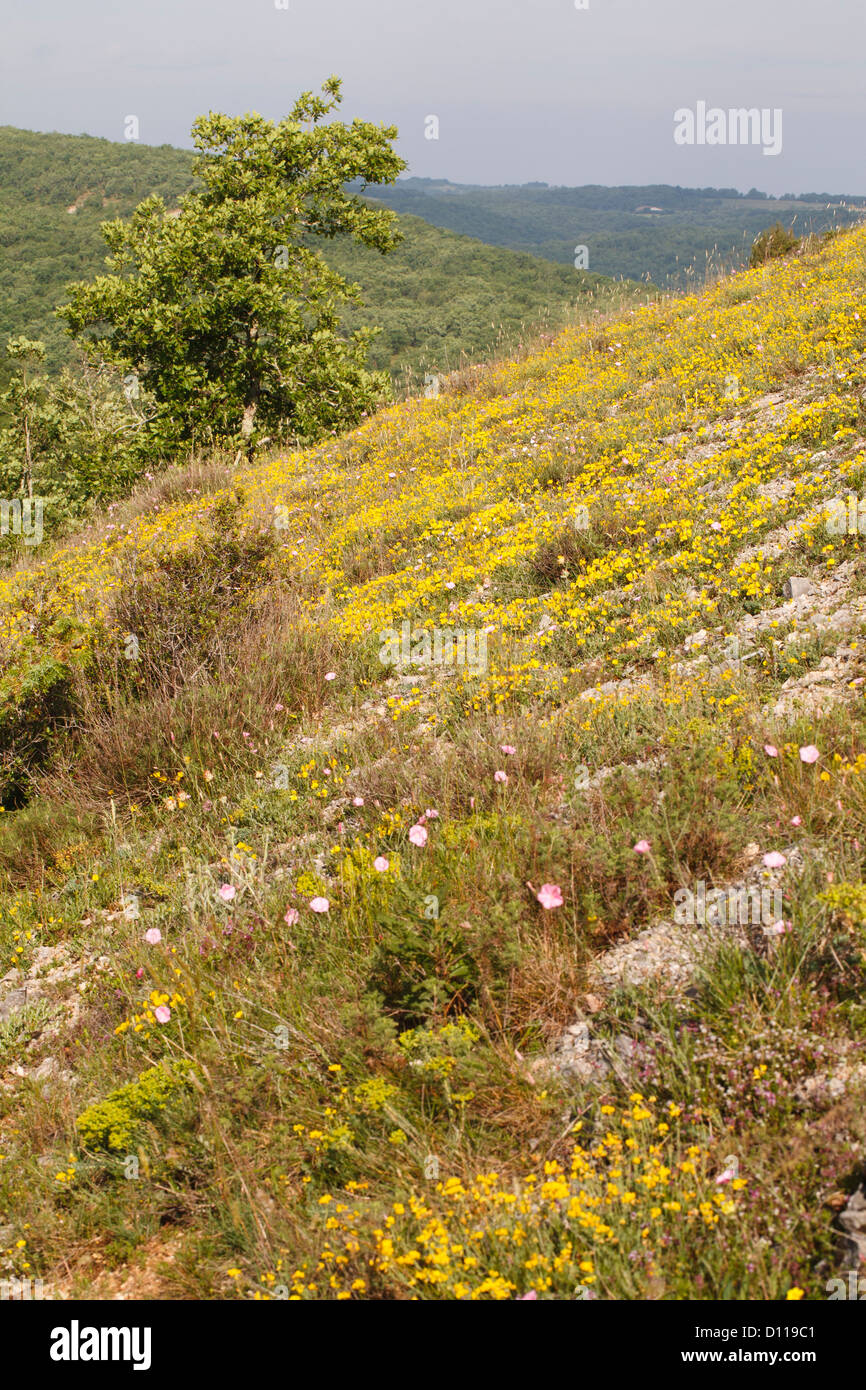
(58, 78, 406, 452)
(2, 337, 45, 498)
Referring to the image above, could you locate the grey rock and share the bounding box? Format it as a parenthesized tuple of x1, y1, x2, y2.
(0, 989, 28, 1023)
(783, 576, 813, 600)
(838, 1186, 866, 1270)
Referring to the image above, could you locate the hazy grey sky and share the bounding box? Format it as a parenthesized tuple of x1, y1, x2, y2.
(1, 0, 863, 193)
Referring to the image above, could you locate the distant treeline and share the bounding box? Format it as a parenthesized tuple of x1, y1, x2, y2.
(363, 178, 866, 287)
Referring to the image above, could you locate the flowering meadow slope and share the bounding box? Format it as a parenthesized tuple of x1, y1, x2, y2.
(1, 227, 866, 1300)
(2, 224, 865, 731)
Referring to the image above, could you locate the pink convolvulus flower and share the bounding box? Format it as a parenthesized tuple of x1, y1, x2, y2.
(763, 851, 787, 869)
(536, 883, 563, 910)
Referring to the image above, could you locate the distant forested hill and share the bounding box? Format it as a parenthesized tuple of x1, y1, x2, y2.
(0, 127, 638, 392)
(363, 178, 866, 287)
(9, 127, 856, 398)
(0, 129, 197, 374)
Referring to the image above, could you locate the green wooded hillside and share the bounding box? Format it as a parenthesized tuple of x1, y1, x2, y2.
(365, 177, 866, 287)
(0, 127, 634, 392)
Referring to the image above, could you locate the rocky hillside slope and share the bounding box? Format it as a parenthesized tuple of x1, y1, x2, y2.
(1, 227, 866, 1300)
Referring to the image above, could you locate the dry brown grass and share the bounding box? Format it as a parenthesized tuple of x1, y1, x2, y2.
(39, 587, 346, 815)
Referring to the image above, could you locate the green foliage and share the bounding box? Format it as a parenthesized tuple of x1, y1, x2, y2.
(395, 1016, 481, 1079)
(0, 999, 55, 1063)
(75, 1060, 194, 1152)
(0, 337, 159, 540)
(819, 882, 866, 929)
(58, 79, 406, 451)
(366, 887, 480, 1026)
(813, 883, 866, 979)
(749, 222, 801, 267)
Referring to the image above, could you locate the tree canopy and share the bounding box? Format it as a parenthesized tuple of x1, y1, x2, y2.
(59, 78, 407, 451)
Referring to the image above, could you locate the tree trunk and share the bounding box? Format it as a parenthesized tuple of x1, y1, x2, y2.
(22, 413, 33, 499)
(241, 402, 257, 438)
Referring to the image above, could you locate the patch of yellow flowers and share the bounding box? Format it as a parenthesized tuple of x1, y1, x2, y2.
(259, 1096, 742, 1299)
